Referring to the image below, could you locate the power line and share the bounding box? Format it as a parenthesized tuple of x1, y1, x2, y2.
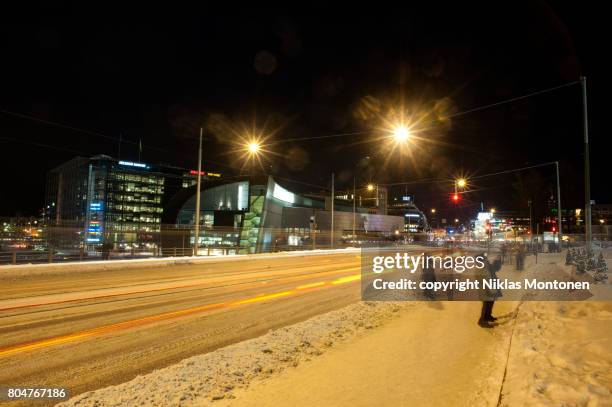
(0, 135, 90, 156)
(0, 107, 175, 154)
(278, 131, 368, 143)
(1, 108, 116, 141)
(382, 161, 558, 187)
(270, 80, 581, 144)
(444, 80, 580, 120)
(468, 162, 557, 181)
(1, 80, 581, 149)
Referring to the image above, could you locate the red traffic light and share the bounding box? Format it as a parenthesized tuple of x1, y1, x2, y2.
(451, 193, 460, 203)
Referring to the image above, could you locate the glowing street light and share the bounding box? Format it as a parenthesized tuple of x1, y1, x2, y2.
(456, 178, 467, 189)
(431, 208, 436, 214)
(392, 125, 410, 143)
(247, 141, 261, 154)
(367, 184, 375, 191)
(490, 208, 496, 214)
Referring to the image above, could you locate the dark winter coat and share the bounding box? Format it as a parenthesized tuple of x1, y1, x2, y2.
(478, 256, 503, 301)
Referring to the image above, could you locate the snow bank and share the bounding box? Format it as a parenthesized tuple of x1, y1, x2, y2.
(500, 301, 612, 406)
(498, 250, 612, 404)
(58, 301, 413, 406)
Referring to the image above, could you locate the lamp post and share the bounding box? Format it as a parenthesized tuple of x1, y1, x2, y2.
(331, 172, 335, 249)
(431, 208, 436, 229)
(528, 199, 533, 242)
(555, 161, 563, 243)
(581, 77, 592, 252)
(193, 128, 203, 256)
(352, 176, 356, 238)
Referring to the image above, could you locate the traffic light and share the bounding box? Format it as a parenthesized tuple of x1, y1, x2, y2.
(451, 193, 460, 203)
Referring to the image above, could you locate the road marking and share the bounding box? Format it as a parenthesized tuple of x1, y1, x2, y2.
(0, 265, 361, 312)
(331, 274, 361, 284)
(232, 291, 293, 305)
(0, 271, 362, 358)
(296, 282, 326, 290)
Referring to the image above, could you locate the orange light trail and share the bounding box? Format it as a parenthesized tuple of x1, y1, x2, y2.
(0, 265, 361, 312)
(0, 274, 362, 358)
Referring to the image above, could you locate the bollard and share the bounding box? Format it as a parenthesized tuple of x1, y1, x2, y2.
(80, 247, 84, 261)
(12, 251, 17, 265)
(48, 250, 53, 263)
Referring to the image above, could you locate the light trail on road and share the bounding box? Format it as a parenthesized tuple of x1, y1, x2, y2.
(0, 264, 360, 312)
(0, 273, 361, 358)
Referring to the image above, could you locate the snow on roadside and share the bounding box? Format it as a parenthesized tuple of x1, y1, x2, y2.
(501, 301, 612, 406)
(57, 301, 414, 407)
(498, 250, 612, 405)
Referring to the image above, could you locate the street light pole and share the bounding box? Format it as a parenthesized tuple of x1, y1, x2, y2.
(581, 76, 592, 252)
(528, 199, 532, 242)
(331, 172, 335, 249)
(555, 161, 563, 241)
(352, 176, 356, 238)
(193, 128, 203, 256)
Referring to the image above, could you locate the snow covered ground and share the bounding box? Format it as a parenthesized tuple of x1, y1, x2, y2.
(56, 250, 611, 407)
(501, 301, 612, 406)
(57, 301, 414, 406)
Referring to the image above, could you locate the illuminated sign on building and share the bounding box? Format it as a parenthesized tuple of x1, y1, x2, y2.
(189, 170, 221, 177)
(89, 202, 103, 211)
(119, 161, 149, 169)
(87, 220, 102, 242)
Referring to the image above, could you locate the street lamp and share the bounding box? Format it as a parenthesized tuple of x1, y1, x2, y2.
(490, 208, 496, 215)
(247, 141, 261, 155)
(431, 208, 436, 214)
(456, 178, 467, 189)
(392, 125, 410, 143)
(367, 183, 374, 191)
(238, 136, 268, 174)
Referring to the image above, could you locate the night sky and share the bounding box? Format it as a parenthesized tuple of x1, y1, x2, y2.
(1, 4, 609, 222)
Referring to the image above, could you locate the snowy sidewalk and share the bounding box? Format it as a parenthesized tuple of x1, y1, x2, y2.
(220, 301, 518, 407)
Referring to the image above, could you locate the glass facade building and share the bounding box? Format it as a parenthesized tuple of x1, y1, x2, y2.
(171, 176, 404, 254)
(45, 155, 212, 249)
